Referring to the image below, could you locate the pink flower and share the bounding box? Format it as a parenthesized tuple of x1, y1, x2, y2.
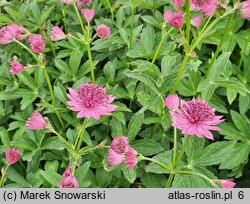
(107, 136, 137, 169)
(50, 26, 70, 41)
(5, 148, 20, 165)
(9, 60, 25, 75)
(164, 94, 180, 111)
(81, 8, 95, 22)
(110, 136, 129, 154)
(67, 83, 117, 120)
(27, 34, 45, 53)
(0, 23, 27, 45)
(59, 0, 75, 4)
(107, 148, 125, 166)
(163, 11, 184, 28)
(63, 167, 73, 176)
(124, 147, 137, 169)
(172, 0, 183, 9)
(170, 97, 223, 140)
(235, 1, 250, 19)
(221, 180, 236, 188)
(190, 0, 218, 17)
(191, 16, 202, 27)
(77, 0, 92, 8)
(96, 24, 111, 39)
(59, 175, 79, 188)
(26, 112, 46, 130)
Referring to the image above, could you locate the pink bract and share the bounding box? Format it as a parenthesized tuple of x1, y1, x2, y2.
(9, 60, 25, 75)
(172, 0, 183, 9)
(107, 148, 125, 166)
(67, 83, 118, 120)
(221, 179, 236, 188)
(236, 1, 250, 19)
(163, 10, 184, 28)
(124, 146, 137, 169)
(77, 0, 92, 8)
(0, 23, 27, 45)
(59, 175, 79, 188)
(26, 112, 46, 130)
(27, 34, 45, 53)
(96, 24, 111, 39)
(191, 16, 202, 27)
(81, 8, 95, 22)
(190, 0, 218, 17)
(5, 148, 20, 165)
(50, 26, 69, 41)
(110, 136, 129, 154)
(63, 167, 73, 176)
(59, 0, 75, 4)
(170, 98, 223, 140)
(164, 94, 180, 111)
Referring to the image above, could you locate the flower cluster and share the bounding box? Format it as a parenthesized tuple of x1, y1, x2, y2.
(59, 167, 79, 188)
(5, 148, 20, 165)
(107, 136, 137, 169)
(165, 94, 223, 140)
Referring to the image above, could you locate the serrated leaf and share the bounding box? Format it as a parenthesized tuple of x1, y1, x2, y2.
(127, 112, 144, 141)
(131, 139, 163, 156)
(40, 171, 61, 187)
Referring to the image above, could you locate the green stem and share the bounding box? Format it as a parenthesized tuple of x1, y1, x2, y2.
(170, 54, 189, 93)
(129, 6, 135, 49)
(185, 0, 191, 43)
(75, 118, 88, 152)
(52, 129, 74, 152)
(238, 37, 250, 71)
(73, 2, 86, 37)
(205, 14, 234, 77)
(165, 174, 174, 188)
(43, 68, 64, 128)
(140, 154, 171, 172)
(62, 5, 68, 32)
(105, 0, 114, 21)
(42, 30, 56, 59)
(0, 165, 9, 188)
(172, 128, 177, 167)
(86, 44, 95, 83)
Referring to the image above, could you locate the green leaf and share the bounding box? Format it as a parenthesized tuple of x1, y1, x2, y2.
(70, 48, 83, 77)
(131, 139, 163, 156)
(18, 71, 37, 91)
(40, 171, 61, 187)
(193, 141, 236, 166)
(7, 166, 32, 187)
(45, 160, 59, 172)
(172, 174, 211, 188)
(122, 164, 137, 183)
(230, 110, 249, 135)
(40, 137, 65, 150)
(96, 168, 112, 187)
(75, 161, 91, 186)
(0, 127, 10, 146)
(127, 112, 144, 141)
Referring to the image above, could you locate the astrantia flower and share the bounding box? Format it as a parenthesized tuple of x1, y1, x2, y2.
(96, 24, 111, 39)
(26, 112, 46, 130)
(163, 11, 184, 28)
(191, 16, 202, 27)
(77, 0, 92, 8)
(63, 167, 73, 176)
(81, 8, 95, 22)
(5, 148, 20, 165)
(172, 0, 183, 9)
(50, 26, 70, 41)
(0, 23, 27, 45)
(27, 34, 45, 53)
(9, 60, 25, 75)
(190, 0, 218, 17)
(164, 94, 180, 111)
(67, 83, 117, 120)
(211, 179, 236, 188)
(170, 97, 223, 140)
(59, 0, 75, 4)
(59, 175, 79, 188)
(235, 1, 250, 19)
(107, 136, 137, 169)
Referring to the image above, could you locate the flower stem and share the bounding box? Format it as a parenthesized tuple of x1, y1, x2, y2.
(238, 36, 250, 71)
(62, 5, 68, 32)
(152, 27, 174, 64)
(172, 127, 177, 166)
(86, 43, 95, 83)
(106, 0, 114, 21)
(129, 5, 135, 49)
(51, 129, 75, 152)
(185, 0, 191, 43)
(73, 2, 86, 37)
(205, 14, 234, 77)
(75, 118, 88, 152)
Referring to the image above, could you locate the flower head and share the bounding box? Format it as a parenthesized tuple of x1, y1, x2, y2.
(96, 24, 111, 39)
(5, 148, 20, 165)
(81, 8, 95, 22)
(59, 175, 79, 188)
(163, 10, 184, 28)
(235, 1, 250, 19)
(191, 16, 202, 27)
(170, 97, 223, 140)
(164, 94, 180, 111)
(0, 23, 27, 45)
(50, 26, 70, 41)
(190, 0, 218, 17)
(9, 60, 25, 75)
(26, 112, 46, 130)
(172, 0, 183, 9)
(107, 148, 125, 166)
(110, 136, 129, 154)
(27, 34, 45, 53)
(124, 146, 137, 169)
(63, 167, 73, 176)
(77, 0, 92, 8)
(67, 83, 117, 120)
(59, 0, 75, 4)
(221, 180, 236, 188)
